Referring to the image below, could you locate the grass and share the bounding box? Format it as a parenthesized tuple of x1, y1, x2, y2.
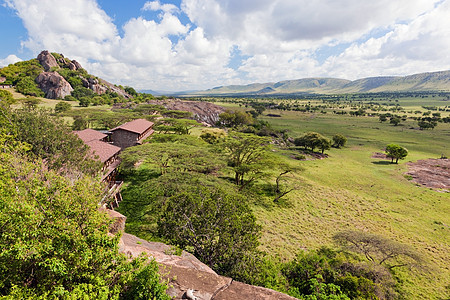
(251, 109, 450, 299)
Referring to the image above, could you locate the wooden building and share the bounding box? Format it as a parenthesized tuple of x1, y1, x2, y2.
(110, 118, 154, 149)
(74, 128, 121, 182)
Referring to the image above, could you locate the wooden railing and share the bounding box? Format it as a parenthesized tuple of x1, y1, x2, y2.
(100, 181, 123, 209)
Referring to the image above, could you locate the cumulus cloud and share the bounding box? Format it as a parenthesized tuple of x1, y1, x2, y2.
(142, 1, 179, 14)
(3, 0, 450, 90)
(0, 54, 22, 67)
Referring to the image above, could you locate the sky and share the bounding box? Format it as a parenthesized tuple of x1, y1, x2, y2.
(1, 0, 450, 92)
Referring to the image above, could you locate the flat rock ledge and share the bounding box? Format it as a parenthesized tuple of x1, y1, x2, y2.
(112, 210, 296, 300)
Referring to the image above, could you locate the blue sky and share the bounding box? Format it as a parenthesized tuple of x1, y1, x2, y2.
(1, 0, 449, 91)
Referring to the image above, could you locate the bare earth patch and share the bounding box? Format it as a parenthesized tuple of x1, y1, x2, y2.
(372, 152, 389, 159)
(405, 159, 450, 192)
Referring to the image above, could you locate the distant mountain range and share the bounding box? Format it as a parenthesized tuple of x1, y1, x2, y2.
(188, 71, 450, 96)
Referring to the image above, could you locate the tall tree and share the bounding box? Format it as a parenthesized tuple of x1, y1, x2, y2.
(220, 131, 272, 187)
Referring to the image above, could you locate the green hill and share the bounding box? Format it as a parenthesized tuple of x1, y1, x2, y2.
(193, 71, 450, 95)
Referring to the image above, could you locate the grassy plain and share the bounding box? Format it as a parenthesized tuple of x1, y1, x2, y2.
(249, 109, 449, 299)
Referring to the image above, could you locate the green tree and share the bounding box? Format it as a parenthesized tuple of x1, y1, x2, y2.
(218, 110, 254, 127)
(220, 131, 272, 187)
(153, 118, 198, 135)
(378, 114, 387, 122)
(121, 141, 225, 175)
(15, 76, 44, 97)
(79, 96, 91, 107)
(157, 173, 261, 274)
(333, 231, 423, 270)
(54, 101, 72, 113)
(72, 86, 94, 100)
(294, 132, 327, 152)
(318, 136, 332, 154)
(385, 144, 408, 164)
(332, 134, 347, 148)
(390, 116, 401, 126)
(125, 86, 138, 97)
(12, 107, 100, 174)
(0, 90, 14, 105)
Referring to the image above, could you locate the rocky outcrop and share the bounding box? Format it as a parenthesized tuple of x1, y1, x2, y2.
(147, 99, 226, 126)
(106, 209, 297, 300)
(35, 72, 73, 99)
(37, 50, 59, 71)
(100, 78, 131, 99)
(82, 77, 108, 95)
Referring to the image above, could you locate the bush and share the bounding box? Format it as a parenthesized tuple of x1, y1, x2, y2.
(54, 101, 72, 113)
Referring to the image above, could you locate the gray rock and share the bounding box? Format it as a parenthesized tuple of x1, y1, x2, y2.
(35, 72, 73, 99)
(37, 50, 59, 71)
(71, 60, 83, 70)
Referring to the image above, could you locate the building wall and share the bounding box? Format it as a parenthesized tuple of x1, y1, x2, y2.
(111, 129, 139, 149)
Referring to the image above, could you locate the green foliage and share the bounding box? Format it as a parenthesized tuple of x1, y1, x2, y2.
(200, 129, 225, 144)
(294, 132, 330, 153)
(385, 144, 408, 164)
(120, 141, 225, 175)
(15, 76, 44, 97)
(218, 109, 254, 127)
(124, 86, 138, 97)
(0, 109, 170, 299)
(72, 86, 94, 100)
(332, 134, 347, 148)
(12, 107, 100, 174)
(333, 231, 423, 270)
(79, 96, 91, 107)
(390, 116, 401, 126)
(54, 101, 72, 114)
(0, 59, 44, 85)
(153, 118, 199, 135)
(157, 173, 261, 273)
(0, 90, 14, 105)
(282, 248, 394, 299)
(220, 131, 272, 186)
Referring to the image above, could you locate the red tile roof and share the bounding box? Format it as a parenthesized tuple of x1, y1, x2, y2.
(110, 119, 154, 134)
(74, 128, 107, 143)
(86, 140, 121, 163)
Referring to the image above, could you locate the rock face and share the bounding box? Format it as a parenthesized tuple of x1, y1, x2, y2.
(35, 72, 73, 99)
(82, 77, 108, 95)
(107, 209, 297, 300)
(147, 99, 226, 126)
(37, 50, 59, 71)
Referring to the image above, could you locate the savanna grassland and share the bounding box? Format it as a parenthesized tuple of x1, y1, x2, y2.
(212, 95, 450, 299)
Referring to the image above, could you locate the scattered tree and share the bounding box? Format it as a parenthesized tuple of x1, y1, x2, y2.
(385, 144, 408, 164)
(333, 231, 423, 270)
(332, 134, 347, 148)
(220, 132, 272, 187)
(54, 101, 72, 113)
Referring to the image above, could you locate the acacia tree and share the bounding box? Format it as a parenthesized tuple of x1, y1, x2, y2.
(385, 144, 408, 164)
(220, 131, 272, 187)
(333, 231, 423, 270)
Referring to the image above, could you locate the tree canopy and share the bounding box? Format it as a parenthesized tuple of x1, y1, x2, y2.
(385, 144, 408, 164)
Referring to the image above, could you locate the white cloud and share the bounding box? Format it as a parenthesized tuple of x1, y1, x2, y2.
(142, 1, 179, 14)
(0, 54, 22, 67)
(4, 0, 450, 90)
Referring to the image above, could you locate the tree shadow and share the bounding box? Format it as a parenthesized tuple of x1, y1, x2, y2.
(371, 161, 394, 165)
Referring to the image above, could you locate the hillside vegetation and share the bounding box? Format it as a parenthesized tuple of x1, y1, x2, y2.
(193, 70, 450, 95)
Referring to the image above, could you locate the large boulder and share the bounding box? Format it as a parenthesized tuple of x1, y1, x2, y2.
(35, 72, 73, 99)
(37, 50, 59, 71)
